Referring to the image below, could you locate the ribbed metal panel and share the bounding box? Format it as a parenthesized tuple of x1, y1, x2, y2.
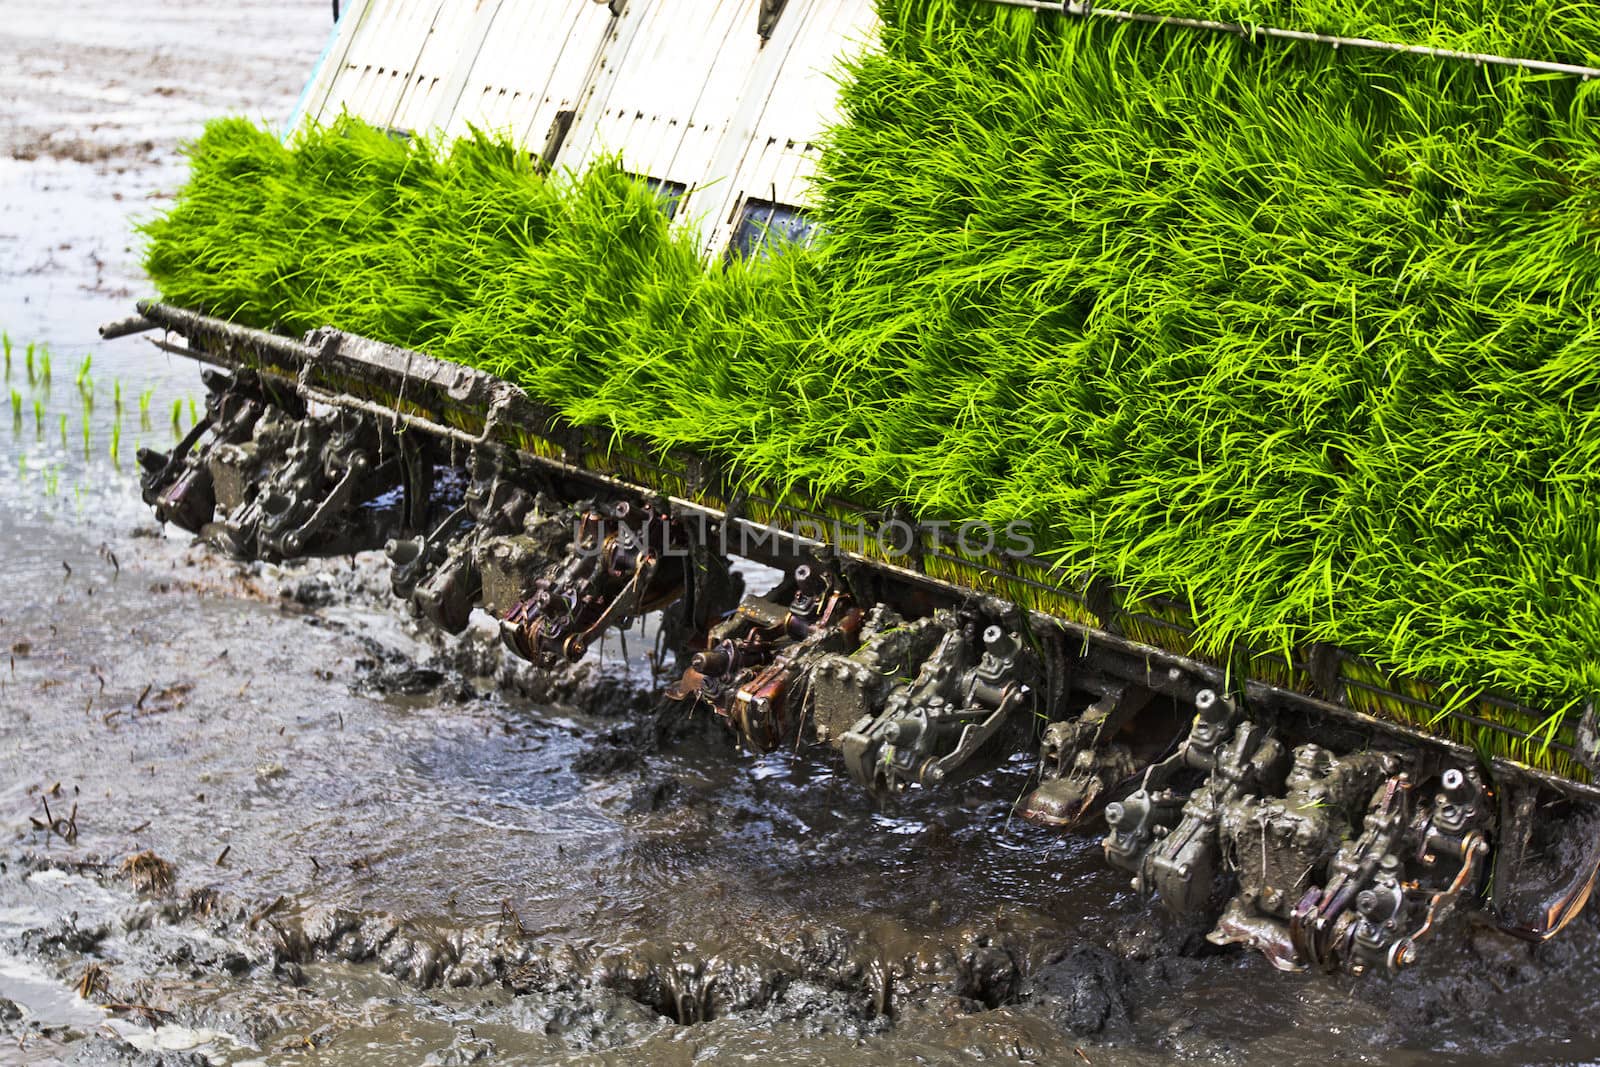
(436, 0, 614, 150)
(557, 0, 768, 196)
(309, 0, 451, 132)
(691, 0, 879, 256)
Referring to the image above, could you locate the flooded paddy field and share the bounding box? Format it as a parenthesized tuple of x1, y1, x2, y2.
(3, 3, 1600, 1063)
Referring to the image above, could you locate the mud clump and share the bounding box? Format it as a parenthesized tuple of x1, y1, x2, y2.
(1026, 942, 1131, 1036)
(21, 914, 109, 957)
(952, 935, 1024, 1010)
(623, 775, 683, 815)
(572, 734, 646, 776)
(423, 1027, 496, 1064)
(572, 703, 731, 778)
(366, 662, 449, 696)
(352, 620, 663, 720)
(752, 978, 888, 1039)
(506, 989, 668, 1049)
(283, 575, 341, 610)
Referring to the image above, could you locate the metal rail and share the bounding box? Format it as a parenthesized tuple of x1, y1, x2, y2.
(980, 0, 1600, 79)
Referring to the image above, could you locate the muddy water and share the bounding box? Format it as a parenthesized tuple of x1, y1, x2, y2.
(3, 4, 1600, 1064)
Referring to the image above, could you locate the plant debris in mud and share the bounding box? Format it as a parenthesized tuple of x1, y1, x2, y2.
(28, 785, 79, 845)
(140, 0, 1600, 770)
(116, 850, 176, 895)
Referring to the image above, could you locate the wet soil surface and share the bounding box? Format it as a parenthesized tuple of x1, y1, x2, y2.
(5, 4, 1600, 1064)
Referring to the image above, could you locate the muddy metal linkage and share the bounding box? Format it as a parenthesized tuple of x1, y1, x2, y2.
(666, 563, 863, 750)
(137, 368, 414, 561)
(1102, 689, 1492, 973)
(834, 613, 1035, 794)
(503, 500, 692, 667)
(119, 311, 1600, 978)
(387, 448, 579, 635)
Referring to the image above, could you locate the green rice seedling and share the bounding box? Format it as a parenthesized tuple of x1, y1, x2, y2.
(139, 388, 153, 430)
(2, 333, 10, 377)
(187, 396, 197, 426)
(170, 398, 182, 434)
(9, 389, 20, 425)
(134, 4, 1600, 774)
(44, 466, 58, 497)
(38, 347, 49, 385)
(33, 398, 42, 435)
(24, 343, 34, 385)
(58, 413, 67, 447)
(113, 379, 122, 412)
(75, 354, 92, 401)
(110, 418, 121, 468)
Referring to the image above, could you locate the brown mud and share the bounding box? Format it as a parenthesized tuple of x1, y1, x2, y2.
(4, 3, 1600, 1064)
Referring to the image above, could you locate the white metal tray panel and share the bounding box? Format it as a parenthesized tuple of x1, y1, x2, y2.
(312, 0, 451, 130)
(386, 0, 491, 135)
(437, 0, 614, 150)
(559, 0, 766, 194)
(691, 0, 878, 256)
